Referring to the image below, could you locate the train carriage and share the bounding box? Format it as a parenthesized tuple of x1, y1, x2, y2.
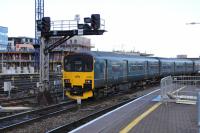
(194, 60, 200, 73)
(157, 58, 175, 77)
(63, 51, 198, 100)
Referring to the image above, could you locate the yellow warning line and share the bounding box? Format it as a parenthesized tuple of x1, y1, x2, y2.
(119, 102, 162, 133)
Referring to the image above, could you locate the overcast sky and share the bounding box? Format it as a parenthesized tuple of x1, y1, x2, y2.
(1, 0, 200, 57)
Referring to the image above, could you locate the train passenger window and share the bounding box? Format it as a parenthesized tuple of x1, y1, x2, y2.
(129, 64, 144, 72)
(64, 54, 93, 72)
(112, 64, 121, 72)
(99, 63, 104, 73)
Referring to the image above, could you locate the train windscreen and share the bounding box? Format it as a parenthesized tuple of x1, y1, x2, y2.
(64, 54, 93, 72)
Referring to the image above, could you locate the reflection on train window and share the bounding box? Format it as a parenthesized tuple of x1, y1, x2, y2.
(176, 64, 183, 69)
(129, 64, 144, 72)
(149, 63, 158, 70)
(99, 63, 104, 73)
(112, 64, 121, 72)
(64, 54, 93, 72)
(162, 63, 172, 69)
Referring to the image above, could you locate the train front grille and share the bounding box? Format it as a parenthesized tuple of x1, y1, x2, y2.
(70, 85, 83, 96)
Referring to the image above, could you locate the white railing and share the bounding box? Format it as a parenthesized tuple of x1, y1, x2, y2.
(160, 75, 200, 104)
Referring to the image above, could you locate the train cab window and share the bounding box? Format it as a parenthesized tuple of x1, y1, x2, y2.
(64, 54, 93, 72)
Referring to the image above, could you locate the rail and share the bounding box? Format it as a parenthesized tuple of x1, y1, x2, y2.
(0, 100, 76, 132)
(46, 96, 137, 133)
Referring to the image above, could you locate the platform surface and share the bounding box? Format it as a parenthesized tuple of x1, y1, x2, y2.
(70, 89, 198, 133)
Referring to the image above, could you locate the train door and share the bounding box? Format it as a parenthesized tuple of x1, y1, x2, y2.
(123, 60, 128, 82)
(104, 60, 108, 83)
(158, 60, 161, 77)
(173, 62, 175, 75)
(144, 61, 148, 79)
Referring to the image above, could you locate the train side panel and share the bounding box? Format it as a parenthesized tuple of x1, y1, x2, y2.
(194, 60, 200, 73)
(147, 58, 159, 78)
(185, 60, 194, 74)
(158, 59, 175, 77)
(127, 58, 147, 81)
(174, 60, 186, 75)
(94, 58, 106, 88)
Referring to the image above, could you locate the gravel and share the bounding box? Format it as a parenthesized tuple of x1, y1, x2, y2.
(5, 85, 159, 133)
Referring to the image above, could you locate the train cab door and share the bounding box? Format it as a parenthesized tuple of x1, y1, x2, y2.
(123, 60, 128, 82)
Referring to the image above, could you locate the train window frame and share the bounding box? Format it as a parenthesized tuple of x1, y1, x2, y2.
(129, 63, 144, 72)
(149, 62, 159, 70)
(111, 62, 121, 73)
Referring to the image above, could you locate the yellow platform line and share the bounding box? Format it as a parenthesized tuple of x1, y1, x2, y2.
(119, 102, 162, 133)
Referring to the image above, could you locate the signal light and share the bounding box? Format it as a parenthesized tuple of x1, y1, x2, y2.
(42, 17, 51, 33)
(91, 14, 100, 30)
(78, 24, 84, 29)
(78, 24, 92, 30)
(84, 17, 91, 23)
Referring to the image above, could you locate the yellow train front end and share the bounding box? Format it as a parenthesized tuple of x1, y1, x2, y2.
(63, 53, 94, 100)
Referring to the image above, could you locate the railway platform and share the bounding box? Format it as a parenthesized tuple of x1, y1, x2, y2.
(69, 78, 199, 133)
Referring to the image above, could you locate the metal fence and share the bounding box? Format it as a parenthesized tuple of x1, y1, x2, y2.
(160, 75, 200, 104)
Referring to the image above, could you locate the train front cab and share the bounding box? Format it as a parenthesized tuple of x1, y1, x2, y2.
(63, 53, 94, 100)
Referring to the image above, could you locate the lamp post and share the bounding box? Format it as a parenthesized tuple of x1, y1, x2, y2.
(189, 21, 200, 133)
(186, 22, 200, 25)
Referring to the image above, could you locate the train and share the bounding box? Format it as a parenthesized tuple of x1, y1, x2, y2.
(62, 51, 200, 100)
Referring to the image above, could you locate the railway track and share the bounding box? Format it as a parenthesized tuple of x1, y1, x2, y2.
(0, 90, 63, 106)
(0, 91, 65, 118)
(2, 84, 159, 133)
(0, 100, 76, 132)
(47, 96, 138, 133)
(0, 95, 35, 106)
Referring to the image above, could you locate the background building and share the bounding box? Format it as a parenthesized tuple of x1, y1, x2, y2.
(177, 55, 187, 58)
(1, 36, 93, 73)
(50, 36, 94, 52)
(0, 26, 8, 51)
(49, 36, 93, 72)
(0, 51, 35, 74)
(8, 37, 35, 51)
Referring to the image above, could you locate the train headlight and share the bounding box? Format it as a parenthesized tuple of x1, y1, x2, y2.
(85, 80, 92, 84)
(64, 79, 70, 83)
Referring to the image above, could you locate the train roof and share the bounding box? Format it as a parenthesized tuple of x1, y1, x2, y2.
(75, 51, 158, 61)
(70, 51, 194, 63)
(154, 57, 193, 63)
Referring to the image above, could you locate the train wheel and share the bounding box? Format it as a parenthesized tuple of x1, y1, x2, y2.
(114, 85, 119, 94)
(92, 89, 100, 100)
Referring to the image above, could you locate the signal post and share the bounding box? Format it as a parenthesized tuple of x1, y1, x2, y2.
(36, 14, 106, 105)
